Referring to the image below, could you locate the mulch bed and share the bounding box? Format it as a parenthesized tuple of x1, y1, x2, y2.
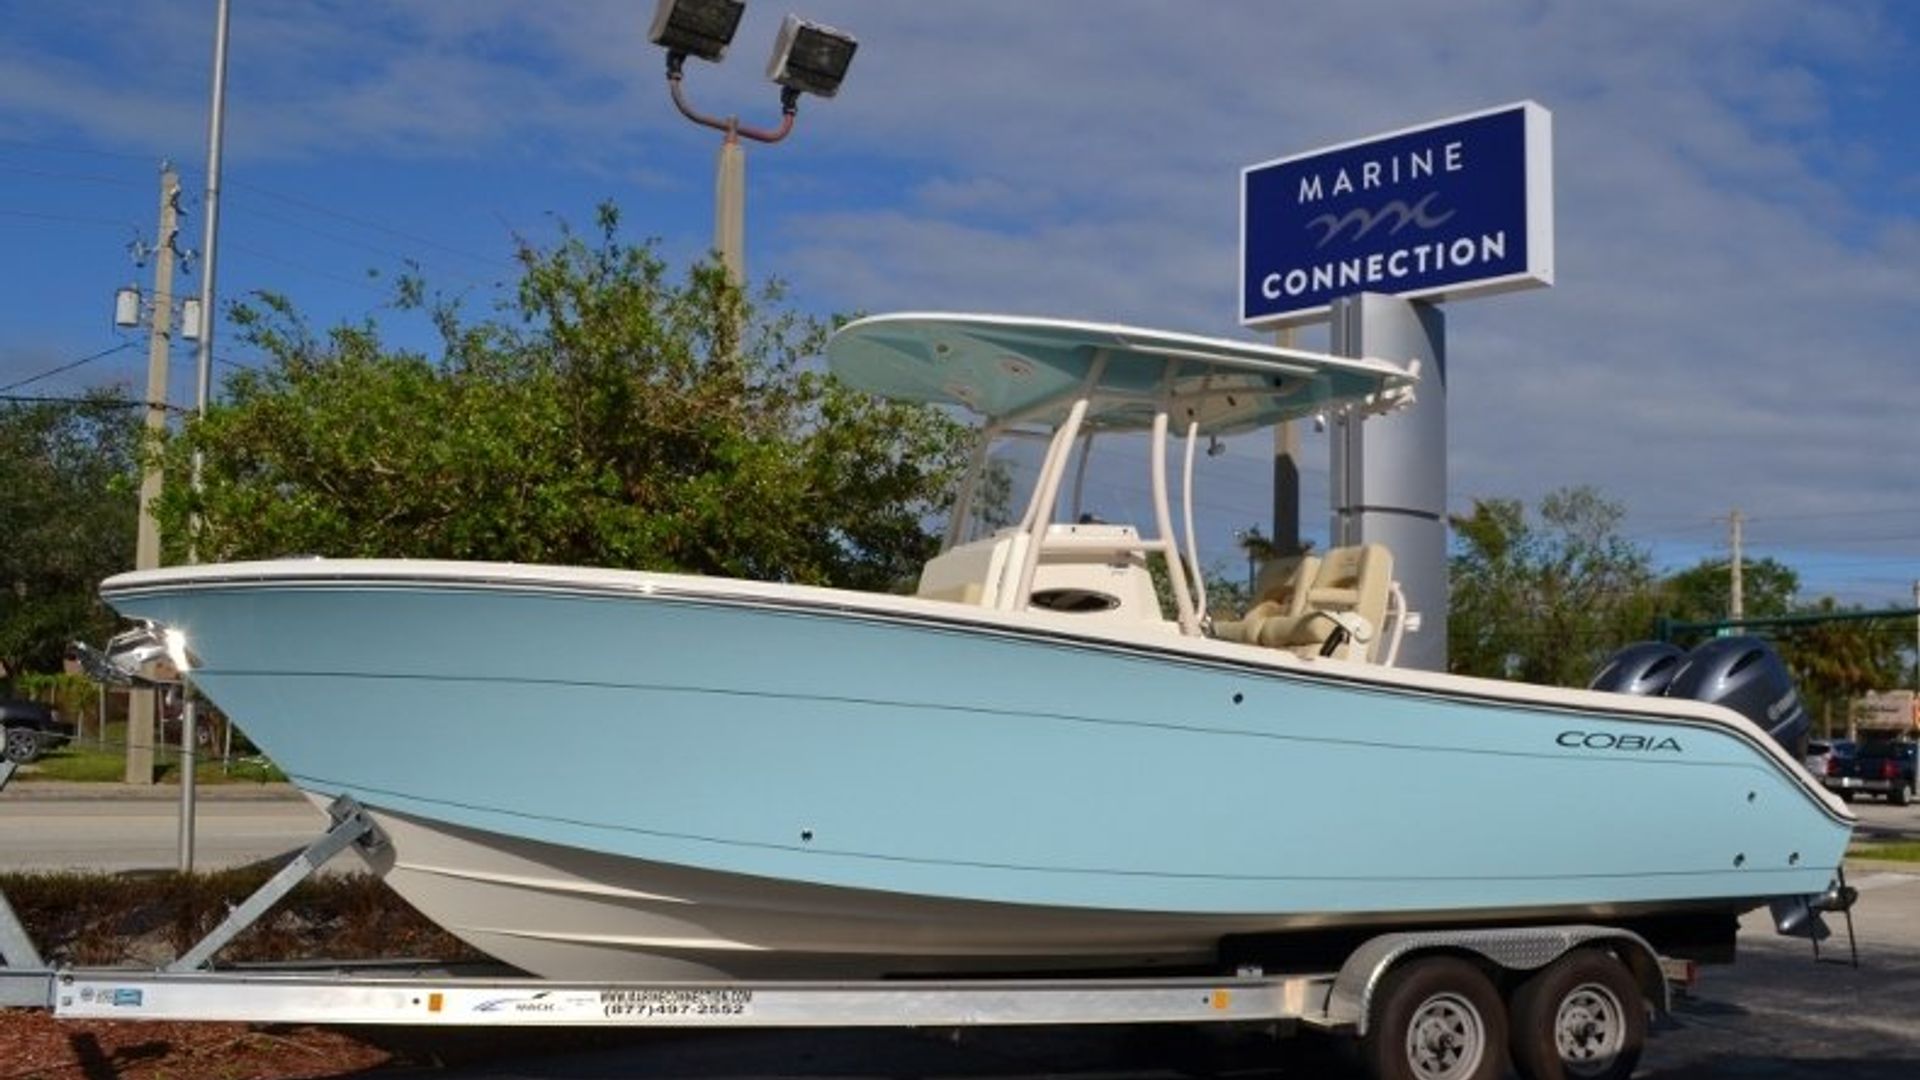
(0, 1013, 395, 1080)
(0, 867, 495, 1077)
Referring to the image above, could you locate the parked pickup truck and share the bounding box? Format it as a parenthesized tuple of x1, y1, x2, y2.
(1, 697, 75, 764)
(1825, 737, 1917, 806)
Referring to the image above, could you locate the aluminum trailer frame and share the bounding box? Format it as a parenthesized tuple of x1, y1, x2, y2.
(32, 928, 1680, 1033)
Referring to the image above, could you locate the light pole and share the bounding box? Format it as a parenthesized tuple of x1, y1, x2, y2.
(175, 0, 232, 875)
(648, 0, 857, 286)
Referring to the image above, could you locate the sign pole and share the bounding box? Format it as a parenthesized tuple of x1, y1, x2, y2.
(1330, 294, 1449, 671)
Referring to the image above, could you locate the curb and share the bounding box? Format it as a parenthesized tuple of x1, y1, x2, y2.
(1844, 857, 1920, 876)
(0, 780, 302, 802)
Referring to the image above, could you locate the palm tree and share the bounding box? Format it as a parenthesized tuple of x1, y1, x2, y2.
(1779, 598, 1905, 738)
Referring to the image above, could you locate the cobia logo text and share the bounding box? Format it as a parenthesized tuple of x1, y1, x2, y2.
(1556, 731, 1682, 753)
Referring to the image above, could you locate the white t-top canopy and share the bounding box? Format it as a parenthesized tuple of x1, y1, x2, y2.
(826, 312, 1416, 434)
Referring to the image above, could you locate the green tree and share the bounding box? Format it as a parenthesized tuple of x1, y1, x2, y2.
(1658, 556, 1799, 624)
(0, 391, 139, 682)
(1775, 598, 1906, 737)
(154, 207, 971, 590)
(1448, 486, 1658, 686)
(1651, 560, 1906, 736)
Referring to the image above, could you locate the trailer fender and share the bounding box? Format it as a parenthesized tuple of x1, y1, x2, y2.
(1323, 925, 1668, 1035)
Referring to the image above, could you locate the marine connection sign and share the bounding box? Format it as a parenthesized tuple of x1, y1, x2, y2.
(1241, 101, 1554, 327)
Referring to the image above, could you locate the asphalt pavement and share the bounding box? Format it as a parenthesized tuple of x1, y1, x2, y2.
(0, 779, 325, 874)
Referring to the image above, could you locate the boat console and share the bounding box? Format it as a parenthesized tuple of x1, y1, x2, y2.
(917, 528, 1411, 663)
(916, 522, 1167, 628)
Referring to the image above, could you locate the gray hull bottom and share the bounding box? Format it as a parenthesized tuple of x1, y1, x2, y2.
(350, 803, 1763, 981)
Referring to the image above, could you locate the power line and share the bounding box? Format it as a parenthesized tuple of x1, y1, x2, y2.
(1745, 506, 1920, 524)
(0, 341, 139, 393)
(225, 178, 518, 272)
(1785, 555, 1920, 569)
(0, 136, 157, 162)
(0, 393, 182, 413)
(0, 208, 137, 230)
(223, 238, 394, 295)
(1770, 531, 1920, 549)
(0, 161, 144, 188)
(220, 192, 507, 291)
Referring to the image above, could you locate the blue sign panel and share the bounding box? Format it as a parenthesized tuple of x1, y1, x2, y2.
(1241, 101, 1552, 327)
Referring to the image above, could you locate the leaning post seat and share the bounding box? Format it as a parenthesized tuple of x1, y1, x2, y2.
(1217, 544, 1395, 662)
(1210, 554, 1319, 643)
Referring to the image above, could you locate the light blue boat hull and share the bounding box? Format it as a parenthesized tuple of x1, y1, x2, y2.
(103, 563, 1853, 978)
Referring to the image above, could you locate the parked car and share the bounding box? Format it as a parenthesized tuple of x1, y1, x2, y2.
(1, 697, 75, 764)
(1804, 738, 1855, 777)
(1825, 738, 1917, 806)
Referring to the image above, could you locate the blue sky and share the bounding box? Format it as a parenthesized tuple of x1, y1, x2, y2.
(2, 1, 1916, 609)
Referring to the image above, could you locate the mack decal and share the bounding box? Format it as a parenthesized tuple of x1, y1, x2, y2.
(1557, 731, 1683, 753)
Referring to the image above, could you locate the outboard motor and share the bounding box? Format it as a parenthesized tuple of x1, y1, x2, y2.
(1664, 636, 1810, 758)
(1589, 641, 1687, 697)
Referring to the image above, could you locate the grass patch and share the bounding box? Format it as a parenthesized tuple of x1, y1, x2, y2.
(1848, 840, 1920, 863)
(19, 721, 286, 784)
(24, 741, 130, 782)
(0, 867, 483, 967)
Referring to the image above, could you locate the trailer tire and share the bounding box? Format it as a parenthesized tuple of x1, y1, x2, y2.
(1891, 785, 1911, 807)
(1362, 955, 1507, 1080)
(1508, 948, 1645, 1080)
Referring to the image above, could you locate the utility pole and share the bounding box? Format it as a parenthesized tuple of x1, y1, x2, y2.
(1728, 509, 1744, 623)
(128, 163, 181, 785)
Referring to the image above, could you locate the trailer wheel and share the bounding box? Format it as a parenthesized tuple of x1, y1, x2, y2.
(1891, 785, 1911, 807)
(1362, 955, 1508, 1080)
(1509, 948, 1645, 1080)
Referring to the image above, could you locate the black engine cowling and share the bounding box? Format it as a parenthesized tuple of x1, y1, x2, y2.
(1588, 641, 1687, 697)
(1593, 636, 1810, 759)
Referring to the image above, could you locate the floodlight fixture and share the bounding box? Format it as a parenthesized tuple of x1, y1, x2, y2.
(766, 14, 857, 99)
(649, 0, 746, 64)
(648, 6, 857, 285)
